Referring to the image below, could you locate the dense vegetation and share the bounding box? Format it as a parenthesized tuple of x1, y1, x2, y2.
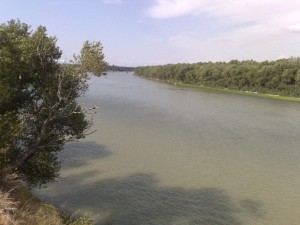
(0, 20, 105, 187)
(106, 64, 135, 72)
(135, 59, 300, 97)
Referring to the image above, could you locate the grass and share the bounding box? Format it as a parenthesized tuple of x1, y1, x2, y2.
(0, 180, 96, 225)
(165, 80, 300, 102)
(0, 188, 16, 225)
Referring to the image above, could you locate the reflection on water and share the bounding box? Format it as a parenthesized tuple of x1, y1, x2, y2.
(34, 72, 300, 225)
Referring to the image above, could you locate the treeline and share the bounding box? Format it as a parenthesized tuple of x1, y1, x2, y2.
(106, 64, 135, 72)
(135, 58, 300, 97)
(60, 63, 135, 72)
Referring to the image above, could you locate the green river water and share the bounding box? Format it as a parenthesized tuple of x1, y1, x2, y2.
(33, 72, 300, 225)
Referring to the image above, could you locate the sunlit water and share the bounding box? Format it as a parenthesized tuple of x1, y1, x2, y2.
(33, 72, 300, 225)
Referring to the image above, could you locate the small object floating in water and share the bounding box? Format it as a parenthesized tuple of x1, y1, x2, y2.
(89, 105, 99, 110)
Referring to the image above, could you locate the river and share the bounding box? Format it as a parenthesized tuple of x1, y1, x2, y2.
(33, 71, 300, 225)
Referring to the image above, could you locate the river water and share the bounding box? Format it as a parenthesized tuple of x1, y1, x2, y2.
(33, 72, 300, 225)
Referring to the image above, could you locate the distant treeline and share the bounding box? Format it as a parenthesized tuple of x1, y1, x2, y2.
(106, 65, 135, 72)
(135, 58, 300, 97)
(60, 63, 135, 72)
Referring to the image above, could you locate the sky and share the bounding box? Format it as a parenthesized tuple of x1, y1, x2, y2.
(1, 0, 300, 66)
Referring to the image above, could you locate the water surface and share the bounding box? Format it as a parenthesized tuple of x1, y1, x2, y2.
(34, 72, 300, 225)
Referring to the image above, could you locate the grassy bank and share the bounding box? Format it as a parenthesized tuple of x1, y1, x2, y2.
(170, 81, 300, 102)
(0, 180, 95, 225)
(147, 77, 300, 102)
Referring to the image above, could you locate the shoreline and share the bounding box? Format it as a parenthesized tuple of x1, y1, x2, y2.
(0, 180, 95, 225)
(169, 82, 300, 102)
(137, 76, 300, 102)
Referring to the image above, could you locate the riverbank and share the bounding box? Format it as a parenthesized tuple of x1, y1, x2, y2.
(0, 180, 95, 225)
(169, 81, 300, 102)
(140, 76, 300, 102)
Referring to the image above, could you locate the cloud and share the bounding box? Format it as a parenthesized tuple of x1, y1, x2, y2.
(148, 0, 300, 23)
(148, 0, 204, 19)
(162, 19, 300, 63)
(287, 24, 300, 33)
(148, 0, 300, 32)
(146, 0, 300, 62)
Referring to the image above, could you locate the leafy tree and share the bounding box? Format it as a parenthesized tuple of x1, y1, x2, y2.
(0, 20, 105, 186)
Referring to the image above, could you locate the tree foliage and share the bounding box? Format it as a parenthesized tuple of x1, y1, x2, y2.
(135, 59, 300, 97)
(0, 20, 105, 186)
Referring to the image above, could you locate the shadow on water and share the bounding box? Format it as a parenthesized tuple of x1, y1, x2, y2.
(49, 172, 263, 225)
(59, 142, 113, 169)
(41, 142, 264, 225)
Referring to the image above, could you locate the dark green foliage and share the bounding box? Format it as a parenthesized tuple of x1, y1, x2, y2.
(0, 20, 105, 187)
(106, 64, 135, 72)
(135, 58, 300, 97)
(19, 150, 61, 187)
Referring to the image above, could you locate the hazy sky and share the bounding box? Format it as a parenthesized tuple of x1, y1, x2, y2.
(1, 0, 300, 66)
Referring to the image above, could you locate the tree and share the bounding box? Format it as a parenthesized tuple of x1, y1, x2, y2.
(0, 20, 106, 186)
